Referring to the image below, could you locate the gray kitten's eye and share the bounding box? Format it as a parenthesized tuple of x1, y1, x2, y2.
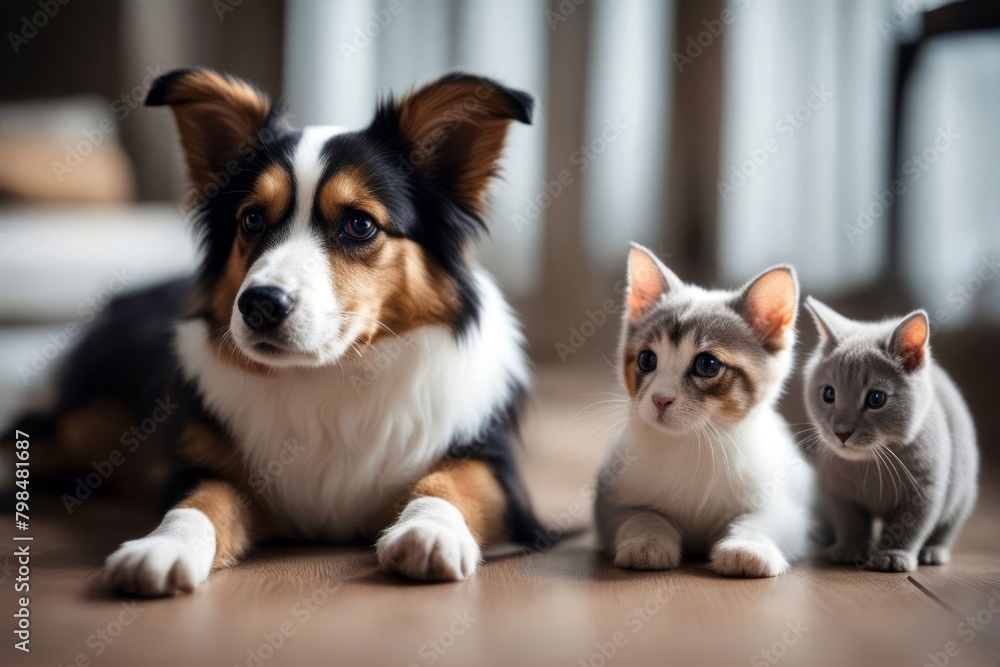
(822, 386, 835, 403)
(866, 390, 887, 410)
(637, 350, 657, 373)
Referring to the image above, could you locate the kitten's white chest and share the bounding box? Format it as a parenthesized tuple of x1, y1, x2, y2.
(604, 411, 807, 553)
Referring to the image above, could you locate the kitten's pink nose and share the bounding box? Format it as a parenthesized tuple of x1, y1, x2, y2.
(652, 395, 674, 413)
(835, 431, 853, 444)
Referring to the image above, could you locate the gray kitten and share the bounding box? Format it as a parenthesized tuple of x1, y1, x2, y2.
(801, 297, 979, 572)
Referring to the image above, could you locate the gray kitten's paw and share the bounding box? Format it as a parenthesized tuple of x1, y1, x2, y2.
(710, 537, 788, 578)
(612, 513, 682, 571)
(825, 543, 868, 567)
(918, 546, 951, 565)
(869, 549, 917, 572)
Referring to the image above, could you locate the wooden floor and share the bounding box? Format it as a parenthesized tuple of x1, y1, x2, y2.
(5, 367, 1000, 667)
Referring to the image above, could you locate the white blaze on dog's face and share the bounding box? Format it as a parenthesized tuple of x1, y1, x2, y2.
(147, 69, 533, 370)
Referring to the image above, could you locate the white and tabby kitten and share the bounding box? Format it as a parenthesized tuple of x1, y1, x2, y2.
(595, 244, 812, 578)
(802, 298, 979, 572)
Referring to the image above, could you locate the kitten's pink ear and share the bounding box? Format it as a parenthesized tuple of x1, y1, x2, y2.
(626, 243, 680, 323)
(889, 310, 930, 372)
(804, 296, 851, 344)
(739, 265, 798, 352)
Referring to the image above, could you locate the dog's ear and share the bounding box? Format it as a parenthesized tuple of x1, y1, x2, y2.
(392, 73, 533, 213)
(146, 68, 274, 194)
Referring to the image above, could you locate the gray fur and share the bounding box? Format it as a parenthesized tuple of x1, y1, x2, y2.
(801, 297, 979, 572)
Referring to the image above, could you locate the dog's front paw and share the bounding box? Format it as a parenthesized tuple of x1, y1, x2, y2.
(105, 508, 216, 597)
(868, 549, 917, 572)
(377, 497, 480, 582)
(710, 537, 788, 578)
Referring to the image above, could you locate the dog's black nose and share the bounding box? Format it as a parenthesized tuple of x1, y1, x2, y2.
(238, 286, 293, 332)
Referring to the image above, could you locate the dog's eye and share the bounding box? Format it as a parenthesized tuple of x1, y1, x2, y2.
(637, 350, 657, 373)
(341, 212, 378, 242)
(241, 208, 265, 234)
(865, 390, 887, 410)
(692, 352, 723, 378)
(822, 385, 836, 403)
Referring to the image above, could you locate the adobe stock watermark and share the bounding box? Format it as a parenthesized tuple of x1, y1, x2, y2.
(236, 578, 344, 667)
(750, 620, 810, 666)
(56, 602, 144, 667)
(179, 124, 283, 226)
(914, 579, 1000, 667)
(340, 0, 414, 62)
(579, 581, 677, 667)
(532, 448, 638, 552)
(554, 244, 671, 363)
(844, 126, 959, 244)
(349, 338, 416, 394)
(717, 84, 833, 201)
(213, 0, 243, 21)
(512, 116, 627, 233)
(7, 0, 70, 54)
(408, 609, 477, 667)
(61, 397, 179, 514)
(928, 253, 1000, 334)
(546, 0, 586, 31)
(17, 269, 135, 385)
(671, 0, 751, 73)
(877, 0, 928, 40)
(51, 65, 163, 182)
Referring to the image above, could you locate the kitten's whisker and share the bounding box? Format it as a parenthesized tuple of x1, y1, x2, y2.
(882, 446, 920, 498)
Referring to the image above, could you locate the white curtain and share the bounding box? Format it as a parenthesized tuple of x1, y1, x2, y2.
(720, 0, 1000, 326)
(284, 0, 1000, 325)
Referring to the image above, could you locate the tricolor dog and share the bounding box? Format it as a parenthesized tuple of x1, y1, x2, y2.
(44, 67, 542, 595)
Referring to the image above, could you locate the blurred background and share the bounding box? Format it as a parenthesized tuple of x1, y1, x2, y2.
(2, 4, 1000, 666)
(0, 0, 998, 463)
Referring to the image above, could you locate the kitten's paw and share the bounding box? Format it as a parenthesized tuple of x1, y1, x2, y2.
(868, 549, 917, 572)
(611, 513, 682, 571)
(710, 537, 789, 578)
(105, 508, 216, 597)
(826, 543, 869, 567)
(613, 533, 682, 571)
(918, 546, 951, 565)
(377, 497, 480, 582)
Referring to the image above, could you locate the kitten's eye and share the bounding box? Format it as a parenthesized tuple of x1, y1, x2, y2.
(241, 208, 265, 234)
(341, 212, 378, 242)
(822, 386, 835, 403)
(637, 350, 657, 373)
(866, 390, 887, 410)
(692, 352, 723, 378)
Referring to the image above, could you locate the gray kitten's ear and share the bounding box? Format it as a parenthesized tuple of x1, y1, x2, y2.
(739, 265, 798, 352)
(804, 296, 850, 344)
(626, 242, 682, 324)
(889, 310, 930, 372)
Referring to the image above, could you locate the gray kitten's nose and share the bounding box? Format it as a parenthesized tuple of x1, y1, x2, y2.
(835, 431, 853, 444)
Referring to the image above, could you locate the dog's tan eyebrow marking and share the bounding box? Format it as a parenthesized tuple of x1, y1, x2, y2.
(237, 165, 292, 225)
(318, 169, 391, 228)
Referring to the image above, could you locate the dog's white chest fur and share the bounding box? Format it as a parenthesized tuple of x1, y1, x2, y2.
(174, 271, 526, 541)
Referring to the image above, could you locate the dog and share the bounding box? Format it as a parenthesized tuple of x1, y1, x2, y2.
(37, 67, 542, 595)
